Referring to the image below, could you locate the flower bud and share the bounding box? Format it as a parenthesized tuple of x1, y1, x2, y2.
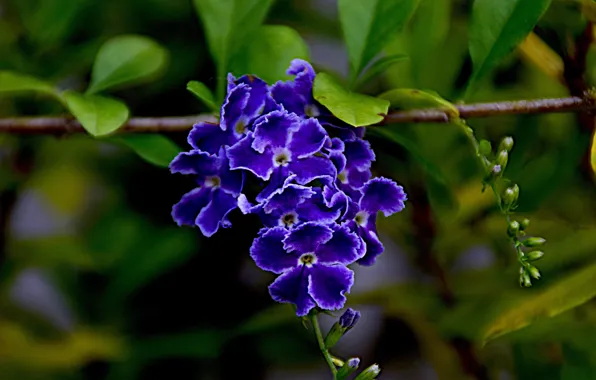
(519, 218, 530, 231)
(354, 364, 381, 380)
(496, 150, 509, 169)
(527, 265, 541, 280)
(502, 184, 519, 208)
(507, 220, 520, 238)
(325, 308, 361, 348)
(498, 136, 514, 152)
(526, 250, 545, 261)
(522, 237, 546, 247)
(336, 357, 360, 380)
(520, 268, 532, 287)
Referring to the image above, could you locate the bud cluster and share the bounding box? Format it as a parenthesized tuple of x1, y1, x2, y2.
(477, 136, 546, 287)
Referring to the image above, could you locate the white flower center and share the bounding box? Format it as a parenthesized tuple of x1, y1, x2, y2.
(272, 147, 292, 167)
(354, 211, 369, 227)
(298, 252, 317, 267)
(204, 175, 221, 188)
(280, 211, 298, 227)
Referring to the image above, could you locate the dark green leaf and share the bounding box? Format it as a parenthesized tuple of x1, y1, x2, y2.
(355, 54, 409, 89)
(467, 0, 553, 95)
(109, 134, 181, 168)
(230, 25, 309, 84)
(338, 0, 420, 84)
(187, 80, 218, 112)
(87, 35, 168, 94)
(61, 91, 129, 136)
(313, 73, 389, 127)
(0, 71, 56, 96)
(482, 262, 596, 343)
(193, 0, 274, 97)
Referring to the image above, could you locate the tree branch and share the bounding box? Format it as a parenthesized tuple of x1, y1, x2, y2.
(0, 95, 595, 134)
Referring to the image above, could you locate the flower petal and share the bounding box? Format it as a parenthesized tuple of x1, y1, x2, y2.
(255, 166, 290, 203)
(171, 187, 211, 227)
(227, 133, 274, 180)
(345, 168, 371, 190)
(359, 177, 407, 216)
(220, 83, 250, 132)
(296, 191, 341, 224)
(289, 118, 328, 158)
(283, 221, 333, 253)
(308, 264, 353, 311)
(287, 59, 316, 97)
(269, 266, 315, 316)
(345, 139, 375, 171)
(358, 227, 384, 266)
(263, 183, 315, 214)
(270, 80, 305, 116)
(195, 189, 238, 237)
(288, 156, 336, 185)
(217, 148, 243, 195)
(251, 110, 300, 153)
(187, 122, 237, 154)
(250, 227, 296, 274)
(234, 75, 269, 119)
(315, 223, 363, 264)
(169, 150, 218, 176)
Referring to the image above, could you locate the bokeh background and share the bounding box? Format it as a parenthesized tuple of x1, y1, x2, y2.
(1, 0, 596, 379)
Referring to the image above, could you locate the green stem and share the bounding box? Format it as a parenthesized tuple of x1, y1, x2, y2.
(310, 312, 337, 378)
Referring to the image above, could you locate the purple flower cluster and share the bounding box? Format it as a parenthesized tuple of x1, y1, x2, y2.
(171, 60, 407, 316)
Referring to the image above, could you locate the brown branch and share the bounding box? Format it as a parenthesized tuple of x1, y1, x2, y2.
(0, 95, 595, 134)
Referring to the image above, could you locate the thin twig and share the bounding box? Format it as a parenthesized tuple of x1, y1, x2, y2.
(0, 95, 595, 134)
(310, 313, 337, 378)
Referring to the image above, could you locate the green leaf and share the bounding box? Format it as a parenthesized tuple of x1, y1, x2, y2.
(313, 73, 389, 127)
(370, 128, 457, 213)
(378, 88, 459, 117)
(61, 91, 129, 136)
(355, 54, 409, 89)
(193, 0, 274, 98)
(230, 25, 309, 84)
(467, 0, 553, 96)
(482, 262, 596, 343)
(338, 0, 420, 84)
(109, 134, 181, 167)
(187, 81, 218, 112)
(0, 71, 56, 96)
(87, 35, 168, 94)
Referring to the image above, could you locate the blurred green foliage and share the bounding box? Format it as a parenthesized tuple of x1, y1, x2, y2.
(0, 0, 596, 379)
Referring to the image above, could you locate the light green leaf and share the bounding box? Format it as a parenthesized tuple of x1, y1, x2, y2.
(193, 0, 274, 98)
(109, 134, 182, 167)
(338, 0, 420, 85)
(87, 35, 168, 94)
(378, 88, 459, 117)
(62, 91, 129, 136)
(482, 262, 596, 343)
(313, 73, 389, 127)
(467, 0, 552, 96)
(355, 54, 409, 89)
(187, 81, 218, 112)
(0, 71, 56, 96)
(230, 25, 309, 84)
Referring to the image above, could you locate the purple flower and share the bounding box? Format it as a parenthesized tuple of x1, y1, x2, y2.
(339, 307, 361, 330)
(271, 59, 320, 118)
(226, 109, 337, 187)
(238, 182, 348, 228)
(344, 177, 407, 266)
(170, 147, 243, 237)
(335, 138, 375, 199)
(250, 222, 363, 316)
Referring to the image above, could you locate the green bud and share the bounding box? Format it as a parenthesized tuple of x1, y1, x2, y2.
(336, 358, 360, 380)
(527, 265, 541, 280)
(522, 237, 546, 247)
(519, 218, 531, 231)
(526, 250, 545, 261)
(498, 136, 514, 152)
(324, 308, 360, 348)
(502, 184, 519, 208)
(496, 150, 509, 169)
(520, 269, 532, 287)
(479, 139, 492, 156)
(508, 220, 520, 237)
(354, 364, 381, 380)
(324, 322, 343, 348)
